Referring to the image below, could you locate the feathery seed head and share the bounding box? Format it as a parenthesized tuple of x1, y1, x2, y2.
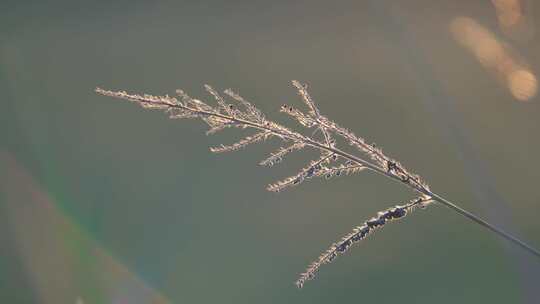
(100, 83, 536, 290)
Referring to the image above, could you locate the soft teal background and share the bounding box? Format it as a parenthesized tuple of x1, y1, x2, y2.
(1, 1, 540, 303)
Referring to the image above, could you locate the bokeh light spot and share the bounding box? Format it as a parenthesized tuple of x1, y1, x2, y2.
(507, 69, 537, 101)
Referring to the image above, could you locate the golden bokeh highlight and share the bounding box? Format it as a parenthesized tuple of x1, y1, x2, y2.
(491, 0, 534, 41)
(492, 0, 523, 28)
(450, 17, 537, 101)
(508, 69, 538, 101)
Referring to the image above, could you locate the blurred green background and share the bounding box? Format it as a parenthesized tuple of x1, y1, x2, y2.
(1, 1, 540, 303)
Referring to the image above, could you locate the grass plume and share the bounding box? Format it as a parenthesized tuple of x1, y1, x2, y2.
(96, 81, 540, 288)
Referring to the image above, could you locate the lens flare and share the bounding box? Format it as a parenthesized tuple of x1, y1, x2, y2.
(0, 152, 172, 304)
